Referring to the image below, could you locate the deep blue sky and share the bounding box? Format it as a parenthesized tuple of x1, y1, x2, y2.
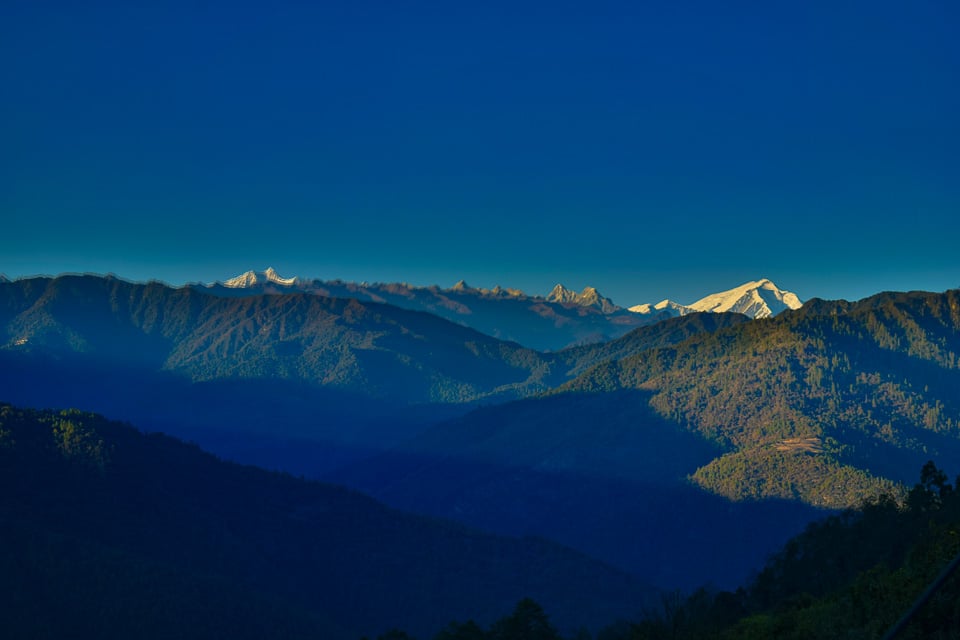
(3, 0, 958, 306)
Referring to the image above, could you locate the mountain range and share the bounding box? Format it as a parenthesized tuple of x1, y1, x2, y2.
(2, 272, 959, 595)
(198, 269, 803, 350)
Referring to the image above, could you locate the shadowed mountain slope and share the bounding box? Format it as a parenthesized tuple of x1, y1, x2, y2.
(0, 403, 652, 639)
(334, 390, 824, 590)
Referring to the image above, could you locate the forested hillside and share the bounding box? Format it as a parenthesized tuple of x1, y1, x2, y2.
(0, 275, 557, 404)
(0, 404, 651, 639)
(556, 312, 751, 377)
(364, 464, 960, 639)
(607, 463, 960, 640)
(565, 289, 960, 508)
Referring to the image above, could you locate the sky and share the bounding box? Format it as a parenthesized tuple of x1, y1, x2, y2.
(2, 0, 958, 307)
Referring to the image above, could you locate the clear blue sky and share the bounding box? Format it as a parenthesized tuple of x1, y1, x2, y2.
(3, 0, 958, 306)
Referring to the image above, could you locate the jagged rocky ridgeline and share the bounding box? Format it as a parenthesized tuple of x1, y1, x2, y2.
(203, 268, 804, 349)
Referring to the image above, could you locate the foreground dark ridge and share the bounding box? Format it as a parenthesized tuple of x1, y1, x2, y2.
(0, 403, 651, 639)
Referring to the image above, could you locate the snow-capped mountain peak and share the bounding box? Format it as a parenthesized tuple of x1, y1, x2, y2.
(628, 279, 803, 320)
(223, 271, 258, 288)
(546, 283, 575, 303)
(546, 284, 620, 313)
(687, 279, 803, 319)
(628, 299, 693, 316)
(451, 279, 473, 291)
(223, 267, 298, 288)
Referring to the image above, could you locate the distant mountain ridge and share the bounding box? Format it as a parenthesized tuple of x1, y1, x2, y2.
(205, 269, 803, 349)
(200, 269, 664, 350)
(545, 284, 619, 313)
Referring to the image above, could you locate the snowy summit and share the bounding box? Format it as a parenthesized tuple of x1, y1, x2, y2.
(628, 299, 691, 316)
(687, 279, 803, 319)
(629, 279, 803, 320)
(223, 267, 298, 288)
